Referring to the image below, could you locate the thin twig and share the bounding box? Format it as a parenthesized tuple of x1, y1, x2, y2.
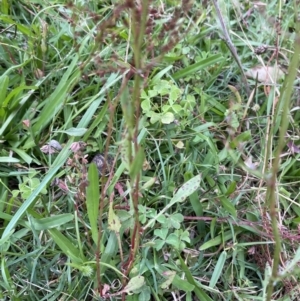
(212, 0, 250, 96)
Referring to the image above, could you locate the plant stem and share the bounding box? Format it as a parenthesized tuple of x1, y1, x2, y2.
(212, 0, 250, 96)
(265, 21, 300, 301)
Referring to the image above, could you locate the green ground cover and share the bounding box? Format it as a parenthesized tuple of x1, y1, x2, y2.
(0, 0, 300, 300)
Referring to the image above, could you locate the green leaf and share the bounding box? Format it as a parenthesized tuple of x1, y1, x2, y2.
(220, 196, 237, 217)
(225, 181, 236, 196)
(10, 148, 33, 164)
(48, 228, 85, 263)
(144, 175, 201, 229)
(31, 214, 74, 230)
(141, 98, 151, 112)
(0, 157, 20, 163)
(177, 254, 213, 301)
(154, 228, 168, 240)
(0, 75, 9, 106)
(151, 65, 173, 84)
(161, 271, 176, 289)
(86, 163, 100, 244)
(209, 251, 227, 287)
(172, 275, 195, 292)
(230, 131, 252, 148)
(149, 112, 161, 124)
(54, 127, 87, 137)
(166, 233, 185, 250)
(108, 201, 121, 233)
(154, 239, 165, 250)
(121, 86, 134, 130)
(172, 174, 201, 204)
(1, 140, 73, 239)
(129, 147, 145, 179)
(161, 112, 175, 124)
(200, 229, 242, 251)
(168, 213, 184, 229)
(172, 54, 223, 80)
(124, 276, 145, 294)
(138, 286, 151, 301)
(32, 55, 80, 134)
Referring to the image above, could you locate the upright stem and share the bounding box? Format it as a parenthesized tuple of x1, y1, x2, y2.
(212, 0, 250, 96)
(265, 22, 300, 301)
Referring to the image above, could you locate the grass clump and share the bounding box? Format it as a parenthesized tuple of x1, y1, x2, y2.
(0, 0, 300, 300)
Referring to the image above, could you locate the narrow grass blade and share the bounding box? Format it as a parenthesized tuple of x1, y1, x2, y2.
(1, 140, 73, 239)
(0, 75, 9, 105)
(178, 253, 213, 301)
(100, 233, 119, 275)
(86, 163, 99, 244)
(199, 229, 242, 251)
(172, 54, 223, 80)
(32, 55, 80, 134)
(48, 228, 85, 264)
(209, 250, 227, 288)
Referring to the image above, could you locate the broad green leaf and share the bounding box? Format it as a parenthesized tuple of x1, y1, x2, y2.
(161, 112, 175, 124)
(5, 85, 38, 109)
(86, 163, 100, 244)
(144, 175, 201, 229)
(138, 286, 151, 301)
(1, 0, 9, 14)
(141, 177, 156, 190)
(124, 276, 145, 294)
(108, 201, 121, 233)
(1, 257, 13, 290)
(150, 112, 162, 124)
(141, 98, 151, 112)
(0, 78, 46, 137)
(100, 233, 119, 275)
(166, 233, 185, 250)
(154, 239, 165, 250)
(167, 213, 184, 229)
(154, 228, 168, 240)
(160, 271, 176, 289)
(172, 174, 202, 204)
(209, 251, 227, 287)
(0, 230, 14, 250)
(31, 214, 74, 230)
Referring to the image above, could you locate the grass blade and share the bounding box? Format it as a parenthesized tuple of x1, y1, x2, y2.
(1, 140, 73, 239)
(86, 163, 100, 244)
(172, 54, 223, 80)
(209, 250, 227, 288)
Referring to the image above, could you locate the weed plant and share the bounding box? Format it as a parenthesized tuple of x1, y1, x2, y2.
(0, 0, 300, 300)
